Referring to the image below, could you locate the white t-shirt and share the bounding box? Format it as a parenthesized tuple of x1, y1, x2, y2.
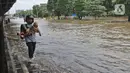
(24, 24, 36, 43)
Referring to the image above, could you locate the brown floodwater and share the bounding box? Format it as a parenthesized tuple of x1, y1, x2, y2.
(8, 18, 130, 73)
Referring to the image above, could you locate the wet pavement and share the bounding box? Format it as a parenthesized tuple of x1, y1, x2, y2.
(6, 18, 130, 73)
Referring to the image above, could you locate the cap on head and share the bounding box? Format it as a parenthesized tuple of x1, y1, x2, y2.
(25, 15, 34, 24)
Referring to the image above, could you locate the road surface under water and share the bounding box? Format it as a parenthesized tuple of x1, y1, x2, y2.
(10, 18, 130, 73)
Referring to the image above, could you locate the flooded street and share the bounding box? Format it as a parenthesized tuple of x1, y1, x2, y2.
(9, 18, 130, 73)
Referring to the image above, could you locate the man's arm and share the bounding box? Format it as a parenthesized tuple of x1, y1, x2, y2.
(20, 24, 25, 39)
(38, 28, 41, 36)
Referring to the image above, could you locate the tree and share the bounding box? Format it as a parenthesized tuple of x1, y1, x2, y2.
(33, 5, 40, 17)
(103, 0, 113, 16)
(84, 0, 106, 19)
(39, 4, 49, 18)
(47, 0, 58, 16)
(47, 0, 54, 13)
(74, 0, 85, 20)
(116, 0, 130, 21)
(14, 10, 33, 17)
(33, 4, 49, 18)
(47, 0, 77, 19)
(56, 0, 71, 19)
(115, 0, 127, 4)
(47, 0, 114, 20)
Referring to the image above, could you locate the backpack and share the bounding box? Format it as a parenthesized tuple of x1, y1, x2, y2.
(19, 24, 27, 39)
(20, 24, 27, 33)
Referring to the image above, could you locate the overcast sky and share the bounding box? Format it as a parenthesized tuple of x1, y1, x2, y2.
(9, 0, 48, 14)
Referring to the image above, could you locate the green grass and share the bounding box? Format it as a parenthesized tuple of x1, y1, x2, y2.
(49, 19, 106, 24)
(48, 16, 129, 25)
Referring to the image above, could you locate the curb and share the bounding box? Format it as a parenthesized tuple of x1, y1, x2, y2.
(5, 36, 29, 73)
(17, 55, 29, 73)
(5, 36, 17, 73)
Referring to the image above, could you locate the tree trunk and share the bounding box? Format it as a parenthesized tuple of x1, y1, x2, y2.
(78, 16, 82, 20)
(106, 11, 109, 17)
(78, 16, 80, 20)
(58, 15, 60, 20)
(128, 16, 130, 22)
(95, 16, 96, 20)
(57, 11, 61, 20)
(80, 16, 82, 20)
(64, 15, 67, 19)
(0, 16, 8, 73)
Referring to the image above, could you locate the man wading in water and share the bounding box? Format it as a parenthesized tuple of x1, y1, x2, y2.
(20, 15, 41, 61)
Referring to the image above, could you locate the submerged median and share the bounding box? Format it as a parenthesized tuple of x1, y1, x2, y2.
(48, 16, 129, 25)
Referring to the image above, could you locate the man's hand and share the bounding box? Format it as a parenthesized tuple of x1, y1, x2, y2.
(26, 28, 30, 33)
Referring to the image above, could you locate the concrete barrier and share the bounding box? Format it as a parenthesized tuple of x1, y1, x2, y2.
(4, 25, 29, 73)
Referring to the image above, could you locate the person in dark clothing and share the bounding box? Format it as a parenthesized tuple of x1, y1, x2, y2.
(20, 15, 41, 60)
